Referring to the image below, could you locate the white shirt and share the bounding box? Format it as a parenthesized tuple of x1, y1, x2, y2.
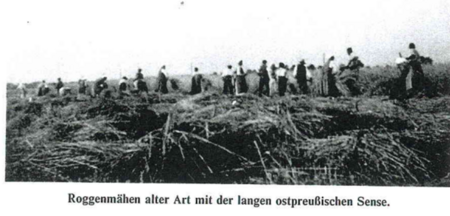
(396, 57, 407, 65)
(276, 68, 287, 77)
(292, 65, 298, 77)
(160, 68, 168, 76)
(236, 66, 245, 76)
(348, 53, 358, 62)
(119, 79, 128, 85)
(329, 61, 337, 74)
(221, 68, 234, 77)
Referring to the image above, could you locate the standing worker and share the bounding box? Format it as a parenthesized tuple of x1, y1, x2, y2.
(321, 56, 339, 97)
(258, 60, 270, 96)
(190, 67, 203, 95)
(157, 65, 169, 94)
(135, 68, 144, 80)
(276, 62, 288, 96)
(235, 60, 247, 95)
(293, 59, 309, 94)
(269, 64, 278, 97)
(221, 65, 234, 95)
(37, 80, 50, 96)
(134, 68, 141, 90)
(56, 78, 64, 96)
(342, 47, 363, 96)
(405, 42, 425, 93)
(78, 79, 88, 95)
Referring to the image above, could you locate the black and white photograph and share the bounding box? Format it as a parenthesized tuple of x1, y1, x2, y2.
(3, 0, 450, 190)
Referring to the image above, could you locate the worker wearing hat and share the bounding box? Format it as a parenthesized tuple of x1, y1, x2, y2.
(293, 59, 309, 94)
(235, 60, 247, 95)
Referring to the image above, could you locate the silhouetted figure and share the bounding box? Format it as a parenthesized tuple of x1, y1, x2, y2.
(394, 55, 410, 99)
(258, 60, 270, 96)
(190, 67, 203, 95)
(269, 64, 277, 96)
(156, 65, 169, 94)
(235, 60, 247, 95)
(293, 60, 309, 94)
(135, 68, 144, 81)
(276, 63, 288, 96)
(221, 65, 234, 95)
(405, 43, 425, 93)
(56, 78, 64, 96)
(133, 68, 149, 94)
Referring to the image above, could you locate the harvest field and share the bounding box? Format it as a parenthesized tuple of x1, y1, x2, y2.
(5, 64, 450, 186)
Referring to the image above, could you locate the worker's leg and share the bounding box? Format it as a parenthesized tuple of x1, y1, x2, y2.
(258, 77, 264, 96)
(263, 79, 270, 96)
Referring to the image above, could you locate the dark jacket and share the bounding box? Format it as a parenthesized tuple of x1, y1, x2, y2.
(259, 65, 269, 80)
(56, 81, 64, 90)
(295, 64, 307, 83)
(135, 72, 144, 81)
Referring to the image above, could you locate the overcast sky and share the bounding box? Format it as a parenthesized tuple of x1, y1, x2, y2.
(3, 0, 450, 83)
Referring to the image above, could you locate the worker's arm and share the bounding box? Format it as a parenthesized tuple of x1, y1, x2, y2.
(406, 54, 417, 61)
(406, 49, 420, 61)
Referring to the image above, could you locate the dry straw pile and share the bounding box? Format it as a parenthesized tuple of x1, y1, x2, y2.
(6, 64, 450, 185)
